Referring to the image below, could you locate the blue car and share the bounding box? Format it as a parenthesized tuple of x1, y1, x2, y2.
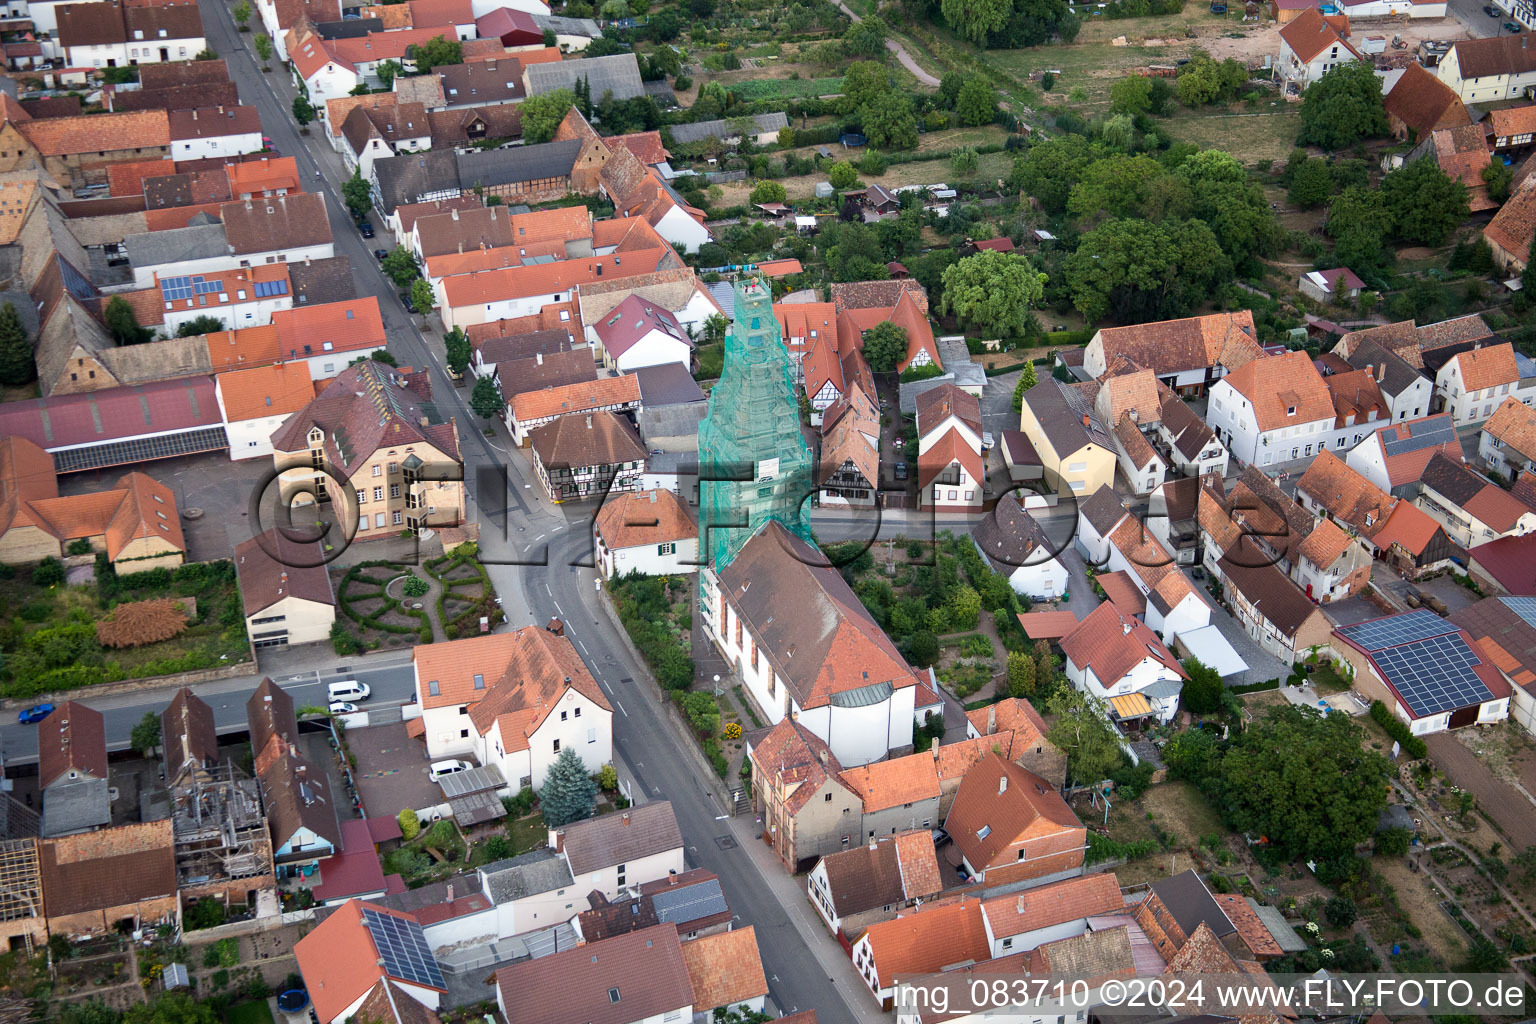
(17, 703, 54, 724)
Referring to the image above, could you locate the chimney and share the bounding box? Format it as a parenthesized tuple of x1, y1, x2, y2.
(668, 870, 678, 886)
(1082, 413, 1090, 428)
(1377, 362, 1385, 383)
(987, 705, 996, 734)
(817, 749, 828, 766)
(446, 884, 454, 901)
(1123, 620, 1132, 635)
(622, 812, 631, 826)
(998, 774, 1008, 795)
(536, 352, 543, 365)
(586, 414, 593, 428)
(419, 414, 429, 427)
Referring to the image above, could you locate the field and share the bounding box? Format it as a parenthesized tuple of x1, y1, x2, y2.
(727, 76, 845, 101)
(224, 1001, 276, 1024)
(1163, 107, 1303, 166)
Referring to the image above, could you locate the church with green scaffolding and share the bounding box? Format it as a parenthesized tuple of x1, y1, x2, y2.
(696, 276, 815, 576)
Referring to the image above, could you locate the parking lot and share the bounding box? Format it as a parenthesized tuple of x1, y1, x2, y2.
(351, 721, 451, 818)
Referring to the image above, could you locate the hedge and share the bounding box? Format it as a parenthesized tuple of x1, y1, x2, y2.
(338, 561, 430, 636)
(1370, 700, 1428, 759)
(1228, 677, 1281, 694)
(1086, 832, 1156, 865)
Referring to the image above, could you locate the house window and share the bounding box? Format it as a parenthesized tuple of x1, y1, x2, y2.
(561, 710, 568, 721)
(574, 707, 581, 717)
(391, 484, 401, 498)
(825, 792, 833, 802)
(354, 488, 367, 504)
(392, 511, 403, 525)
(373, 487, 383, 501)
(553, 738, 561, 752)
(658, 542, 676, 555)
(373, 465, 382, 477)
(588, 728, 596, 743)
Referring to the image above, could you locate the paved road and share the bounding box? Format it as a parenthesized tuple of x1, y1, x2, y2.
(135, 7, 880, 1021)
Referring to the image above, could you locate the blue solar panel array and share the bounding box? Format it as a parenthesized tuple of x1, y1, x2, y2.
(1338, 610, 1493, 717)
(160, 275, 239, 302)
(362, 908, 444, 990)
(1383, 416, 1457, 456)
(1336, 609, 1455, 652)
(254, 279, 289, 298)
(1501, 596, 1536, 631)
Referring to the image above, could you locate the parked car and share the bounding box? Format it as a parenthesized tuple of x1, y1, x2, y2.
(894, 461, 909, 480)
(982, 431, 995, 452)
(373, 249, 389, 261)
(1506, 20, 1523, 31)
(328, 680, 371, 702)
(931, 827, 951, 847)
(399, 291, 416, 312)
(429, 759, 473, 783)
(17, 703, 54, 724)
(329, 701, 359, 715)
(1485, 4, 1502, 14)
(359, 220, 375, 238)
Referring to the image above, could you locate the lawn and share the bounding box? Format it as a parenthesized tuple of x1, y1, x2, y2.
(224, 1001, 275, 1024)
(0, 559, 249, 699)
(506, 812, 547, 856)
(1163, 106, 1303, 167)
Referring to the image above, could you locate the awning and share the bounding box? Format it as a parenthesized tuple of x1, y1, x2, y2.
(1109, 693, 1154, 719)
(404, 716, 425, 738)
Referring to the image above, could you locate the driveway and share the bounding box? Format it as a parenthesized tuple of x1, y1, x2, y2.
(350, 721, 444, 819)
(1195, 583, 1292, 687)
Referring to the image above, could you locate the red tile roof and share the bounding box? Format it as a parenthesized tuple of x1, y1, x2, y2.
(980, 872, 1125, 939)
(1221, 351, 1334, 430)
(1280, 7, 1361, 63)
(39, 701, 107, 790)
(859, 899, 990, 988)
(216, 361, 315, 423)
(18, 108, 169, 154)
(1061, 601, 1185, 686)
(944, 753, 1082, 872)
(270, 298, 386, 360)
(294, 901, 444, 1024)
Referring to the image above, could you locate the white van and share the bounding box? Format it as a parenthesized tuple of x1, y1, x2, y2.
(327, 680, 371, 702)
(429, 759, 473, 783)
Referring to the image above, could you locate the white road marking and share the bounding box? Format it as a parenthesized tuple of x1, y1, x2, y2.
(543, 583, 551, 595)
(614, 699, 628, 718)
(553, 601, 564, 616)
(576, 639, 589, 656)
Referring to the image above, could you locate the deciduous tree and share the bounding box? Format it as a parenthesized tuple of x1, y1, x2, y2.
(381, 246, 420, 287)
(409, 279, 435, 318)
(253, 33, 272, 64)
(1327, 185, 1394, 272)
(105, 295, 152, 345)
(1045, 689, 1124, 786)
(1381, 158, 1469, 246)
(1181, 657, 1224, 715)
(749, 180, 787, 205)
(828, 161, 860, 191)
(520, 89, 576, 143)
(469, 375, 503, 419)
(942, 0, 1012, 45)
(1297, 60, 1388, 150)
(956, 76, 997, 126)
(861, 91, 918, 150)
(1287, 157, 1334, 209)
(411, 35, 462, 72)
(291, 94, 314, 127)
(861, 321, 908, 372)
(130, 712, 161, 755)
(940, 250, 1046, 338)
(444, 328, 471, 377)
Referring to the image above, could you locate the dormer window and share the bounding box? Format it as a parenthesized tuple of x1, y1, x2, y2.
(1287, 406, 1296, 416)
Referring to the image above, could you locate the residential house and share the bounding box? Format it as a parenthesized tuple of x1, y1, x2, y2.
(1199, 467, 1370, 604)
(270, 361, 464, 539)
(248, 678, 340, 873)
(774, 301, 838, 383)
(1436, 35, 1536, 102)
(1060, 602, 1186, 726)
(551, 801, 685, 902)
(3, 108, 172, 187)
(1082, 311, 1263, 396)
(456, 629, 613, 790)
(1453, 596, 1536, 738)
(835, 288, 939, 373)
(1148, 476, 1203, 567)
(437, 245, 678, 332)
(0, 437, 187, 570)
(216, 362, 317, 461)
(746, 720, 863, 871)
(294, 900, 446, 1024)
(593, 487, 699, 577)
(262, 298, 389, 380)
(53, 1, 206, 68)
(962, 698, 1067, 791)
(38, 701, 110, 838)
(232, 528, 336, 650)
(470, 326, 572, 381)
(840, 754, 942, 843)
(410, 625, 607, 772)
(1338, 338, 1434, 422)
(680, 926, 771, 1021)
(1218, 537, 1336, 664)
(39, 821, 179, 938)
(851, 899, 992, 1011)
(1299, 267, 1365, 304)
(573, 868, 732, 942)
(978, 872, 1127, 959)
(476, 848, 584, 939)
(972, 496, 1069, 600)
(1434, 342, 1527, 425)
(506, 374, 642, 445)
(1335, 610, 1511, 733)
(1480, 395, 1536, 477)
(1100, 511, 1211, 642)
(495, 923, 691, 1024)
(704, 520, 922, 768)
(169, 106, 264, 162)
(1156, 390, 1230, 478)
(1074, 484, 1132, 566)
(590, 294, 693, 372)
(916, 383, 984, 511)
(818, 379, 881, 509)
(941, 753, 1086, 887)
(1321, 365, 1390, 454)
(1467, 533, 1536, 594)
(1349, 412, 1464, 495)
(807, 831, 941, 940)
(340, 101, 431, 180)
(125, 192, 335, 288)
(1383, 61, 1472, 140)
(599, 147, 711, 256)
(1296, 449, 1457, 576)
(1417, 451, 1536, 547)
(528, 410, 646, 504)
(1018, 379, 1116, 497)
(1490, 103, 1536, 151)
(1415, 123, 1498, 212)
(369, 141, 589, 216)
(1207, 350, 1336, 466)
(162, 687, 218, 782)
(255, 0, 339, 61)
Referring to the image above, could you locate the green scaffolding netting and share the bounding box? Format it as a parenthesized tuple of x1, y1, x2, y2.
(697, 276, 815, 575)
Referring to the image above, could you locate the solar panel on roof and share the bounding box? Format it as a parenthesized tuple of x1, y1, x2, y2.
(1382, 417, 1456, 456)
(194, 277, 222, 295)
(1337, 609, 1456, 652)
(161, 276, 194, 302)
(651, 879, 727, 924)
(362, 908, 445, 990)
(254, 279, 289, 298)
(1372, 633, 1493, 716)
(1501, 596, 1536, 631)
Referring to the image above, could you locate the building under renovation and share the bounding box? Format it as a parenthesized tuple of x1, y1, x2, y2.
(0, 839, 44, 954)
(161, 689, 276, 915)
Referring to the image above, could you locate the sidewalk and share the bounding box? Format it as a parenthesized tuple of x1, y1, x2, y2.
(724, 814, 889, 1024)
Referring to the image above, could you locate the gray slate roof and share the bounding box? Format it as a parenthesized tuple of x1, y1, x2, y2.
(1024, 378, 1112, 458)
(456, 140, 583, 190)
(125, 223, 229, 269)
(532, 13, 601, 37)
(40, 777, 110, 838)
(668, 112, 788, 145)
(650, 877, 727, 925)
(481, 847, 575, 903)
(556, 801, 682, 876)
(525, 53, 644, 100)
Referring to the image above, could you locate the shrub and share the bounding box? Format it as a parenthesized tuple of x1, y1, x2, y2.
(598, 763, 619, 792)
(31, 557, 65, 587)
(96, 598, 189, 648)
(1369, 700, 1428, 759)
(402, 576, 430, 598)
(482, 836, 511, 860)
(398, 807, 421, 840)
(66, 538, 93, 556)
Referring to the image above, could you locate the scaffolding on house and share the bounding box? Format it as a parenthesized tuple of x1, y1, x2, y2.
(0, 839, 42, 955)
(167, 761, 272, 886)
